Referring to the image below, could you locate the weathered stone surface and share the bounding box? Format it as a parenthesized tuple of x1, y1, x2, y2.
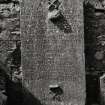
(0, 1, 20, 62)
(21, 0, 85, 105)
(0, 2, 20, 40)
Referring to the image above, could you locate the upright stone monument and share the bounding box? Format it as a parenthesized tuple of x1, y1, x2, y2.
(21, 0, 86, 105)
(100, 74, 105, 105)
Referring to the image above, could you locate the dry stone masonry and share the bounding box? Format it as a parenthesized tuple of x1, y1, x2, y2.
(0, 0, 20, 62)
(0, 0, 21, 85)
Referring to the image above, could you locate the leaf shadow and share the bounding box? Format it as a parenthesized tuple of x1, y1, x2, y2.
(50, 13, 72, 33)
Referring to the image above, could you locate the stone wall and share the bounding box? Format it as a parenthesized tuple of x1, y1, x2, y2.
(84, 0, 105, 104)
(84, 0, 105, 73)
(0, 0, 20, 63)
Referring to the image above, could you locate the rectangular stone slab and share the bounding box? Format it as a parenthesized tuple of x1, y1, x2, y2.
(100, 74, 105, 104)
(21, 0, 86, 105)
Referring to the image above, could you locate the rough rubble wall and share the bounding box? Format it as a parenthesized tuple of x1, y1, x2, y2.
(21, 0, 86, 105)
(84, 0, 105, 73)
(84, 1, 105, 104)
(0, 0, 20, 63)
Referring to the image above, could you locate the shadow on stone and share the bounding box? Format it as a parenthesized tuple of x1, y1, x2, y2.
(0, 60, 43, 105)
(0, 0, 19, 4)
(6, 79, 43, 105)
(50, 13, 72, 34)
